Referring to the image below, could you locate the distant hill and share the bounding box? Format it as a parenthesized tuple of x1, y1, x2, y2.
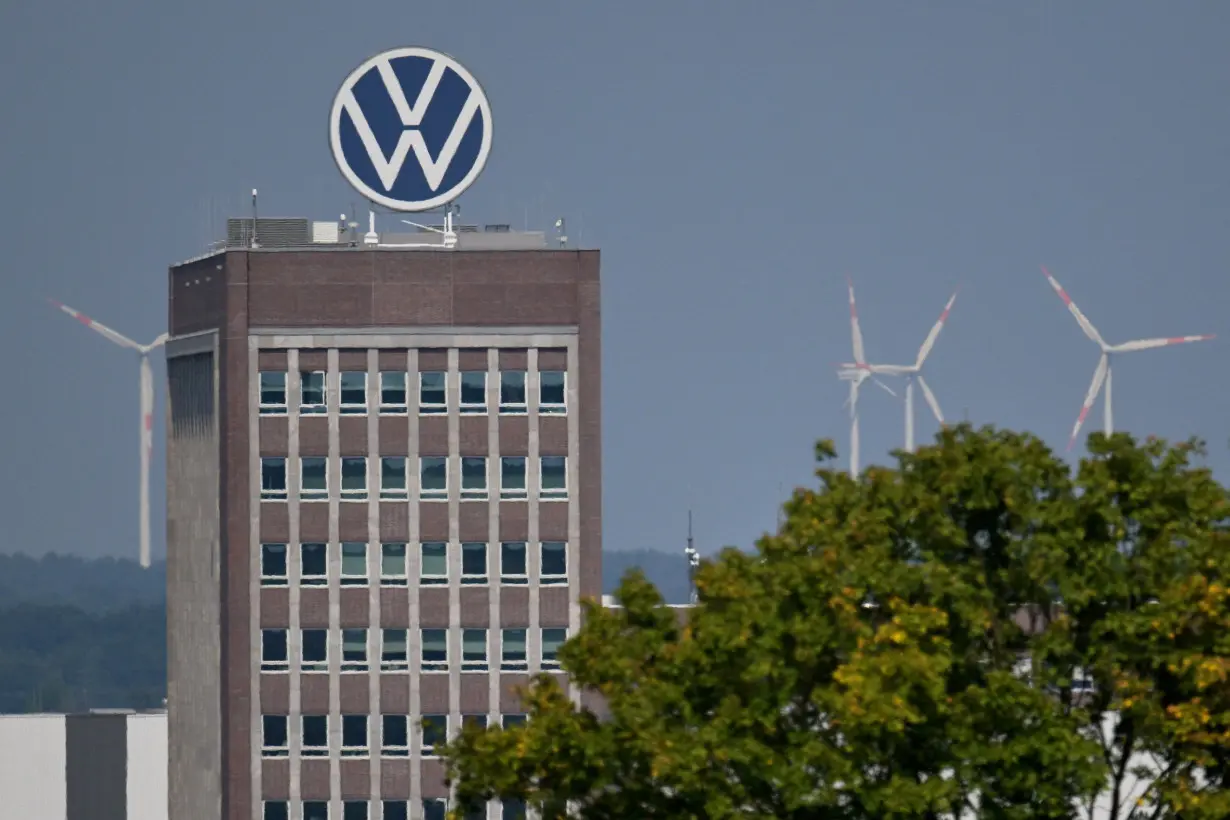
(0, 553, 166, 613)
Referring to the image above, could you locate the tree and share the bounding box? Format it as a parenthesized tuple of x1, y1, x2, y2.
(441, 426, 1230, 819)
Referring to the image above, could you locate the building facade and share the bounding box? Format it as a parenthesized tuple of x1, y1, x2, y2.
(165, 222, 601, 820)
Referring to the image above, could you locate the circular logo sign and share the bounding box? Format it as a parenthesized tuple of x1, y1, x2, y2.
(330, 47, 493, 212)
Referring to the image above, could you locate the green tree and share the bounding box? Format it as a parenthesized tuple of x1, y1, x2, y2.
(441, 426, 1230, 819)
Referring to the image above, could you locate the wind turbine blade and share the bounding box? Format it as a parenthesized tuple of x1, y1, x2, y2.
(915, 288, 958, 368)
(49, 299, 142, 350)
(1110, 334, 1215, 353)
(1041, 267, 1106, 348)
(139, 355, 154, 569)
(1067, 354, 1109, 451)
(872, 377, 897, 398)
(847, 276, 866, 365)
(142, 332, 170, 352)
(917, 375, 944, 425)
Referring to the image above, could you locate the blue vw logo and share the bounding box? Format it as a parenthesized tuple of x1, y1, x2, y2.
(330, 47, 492, 212)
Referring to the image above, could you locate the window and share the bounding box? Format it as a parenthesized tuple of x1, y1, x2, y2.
(422, 628, 448, 672)
(381, 714, 409, 757)
(420, 542, 448, 585)
(462, 628, 488, 672)
(381, 629, 408, 671)
(301, 543, 327, 586)
(262, 714, 288, 757)
(462, 714, 488, 731)
(341, 457, 367, 501)
(302, 629, 327, 673)
(300, 372, 326, 414)
(461, 542, 488, 585)
(462, 805, 487, 820)
(423, 798, 447, 820)
(264, 801, 289, 820)
(379, 371, 408, 414)
(382, 801, 408, 820)
(380, 543, 407, 586)
(259, 372, 287, 415)
(540, 456, 567, 500)
(341, 714, 368, 757)
(261, 629, 288, 673)
(380, 457, 408, 500)
(502, 800, 526, 820)
(460, 371, 487, 413)
(542, 628, 567, 671)
(301, 457, 328, 501)
(499, 457, 527, 500)
(421, 715, 447, 756)
(340, 371, 367, 415)
(343, 802, 368, 820)
(302, 715, 328, 756)
(501, 629, 527, 672)
(500, 542, 528, 585)
(539, 370, 566, 414)
(499, 371, 526, 414)
(540, 542, 567, 585)
(419, 371, 446, 414)
(304, 803, 328, 820)
(502, 714, 527, 728)
(460, 457, 488, 501)
(420, 457, 447, 501)
(260, 544, 287, 586)
(340, 542, 368, 585)
(261, 458, 287, 501)
(342, 628, 368, 672)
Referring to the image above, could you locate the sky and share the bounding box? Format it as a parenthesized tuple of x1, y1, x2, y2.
(1, 2, 1228, 562)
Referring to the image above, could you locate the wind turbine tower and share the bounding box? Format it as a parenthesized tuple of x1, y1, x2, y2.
(835, 278, 897, 477)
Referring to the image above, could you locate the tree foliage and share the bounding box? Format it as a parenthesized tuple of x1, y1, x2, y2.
(441, 426, 1230, 819)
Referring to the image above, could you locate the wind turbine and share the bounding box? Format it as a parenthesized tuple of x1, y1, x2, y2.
(835, 278, 897, 477)
(50, 300, 167, 568)
(1041, 266, 1215, 450)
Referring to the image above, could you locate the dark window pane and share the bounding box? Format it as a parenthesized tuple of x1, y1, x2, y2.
(301, 543, 327, 577)
(541, 457, 566, 490)
(263, 715, 287, 746)
(420, 371, 446, 406)
(423, 798, 447, 820)
(501, 542, 526, 576)
(264, 801, 289, 820)
(343, 803, 368, 820)
(383, 714, 408, 747)
(460, 372, 486, 407)
(503, 800, 527, 820)
(303, 715, 328, 746)
(303, 630, 327, 662)
(539, 371, 565, 405)
(421, 457, 447, 491)
(342, 715, 368, 746)
(500, 371, 526, 406)
(422, 715, 447, 752)
(303, 803, 328, 820)
(340, 372, 367, 408)
(502, 714, 527, 728)
(262, 629, 287, 661)
(382, 802, 409, 820)
(541, 542, 566, 577)
(261, 544, 287, 577)
(461, 543, 487, 577)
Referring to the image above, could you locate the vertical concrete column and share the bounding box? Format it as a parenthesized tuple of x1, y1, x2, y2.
(327, 349, 342, 817)
(287, 349, 302, 820)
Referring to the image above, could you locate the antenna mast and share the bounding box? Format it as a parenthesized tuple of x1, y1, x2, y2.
(250, 189, 260, 249)
(684, 510, 699, 605)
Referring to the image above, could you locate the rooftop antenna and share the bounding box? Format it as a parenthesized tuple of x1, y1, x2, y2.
(396, 202, 459, 250)
(364, 200, 379, 246)
(250, 189, 260, 249)
(684, 510, 699, 605)
(554, 217, 568, 248)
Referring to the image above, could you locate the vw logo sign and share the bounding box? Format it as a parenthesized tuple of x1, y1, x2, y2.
(330, 47, 492, 212)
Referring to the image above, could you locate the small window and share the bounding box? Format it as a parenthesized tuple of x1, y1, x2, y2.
(423, 799, 447, 820)
(341, 628, 368, 673)
(340, 371, 367, 415)
(261, 629, 288, 673)
(380, 543, 407, 586)
(540, 542, 567, 585)
(381, 714, 409, 758)
(379, 371, 408, 414)
(420, 457, 447, 501)
(264, 801, 289, 820)
(302, 715, 328, 757)
(421, 628, 448, 672)
(420, 716, 447, 756)
(301, 543, 327, 586)
(462, 714, 488, 732)
(499, 371, 526, 414)
(341, 457, 367, 501)
(302, 629, 328, 673)
(260, 544, 287, 586)
(501, 714, 527, 729)
(300, 372, 326, 415)
(303, 803, 328, 820)
(420, 542, 448, 585)
(462, 628, 488, 673)
(500, 628, 527, 672)
(539, 370, 566, 414)
(380, 457, 408, 500)
(500, 542, 527, 585)
(341, 542, 368, 586)
(343, 802, 368, 820)
(261, 458, 287, 501)
(461, 457, 487, 501)
(461, 542, 488, 585)
(381, 628, 408, 672)
(301, 457, 328, 501)
(259, 372, 287, 415)
(499, 457, 527, 500)
(460, 371, 487, 414)
(262, 715, 288, 757)
(540, 456, 567, 501)
(502, 800, 527, 820)
(341, 715, 369, 758)
(382, 801, 409, 820)
(541, 628, 566, 671)
(419, 371, 446, 414)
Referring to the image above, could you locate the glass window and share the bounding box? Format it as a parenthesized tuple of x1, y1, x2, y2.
(261, 458, 287, 501)
(382, 801, 408, 820)
(260, 544, 287, 585)
(379, 371, 408, 414)
(341, 628, 368, 672)
(259, 372, 287, 415)
(499, 371, 526, 413)
(421, 716, 447, 756)
(341, 715, 368, 758)
(542, 628, 567, 671)
(420, 542, 447, 585)
(421, 629, 448, 672)
(462, 628, 488, 672)
(420, 457, 447, 501)
(540, 542, 567, 585)
(301, 543, 327, 586)
(423, 798, 447, 820)
(419, 371, 446, 414)
(302, 629, 327, 673)
(503, 800, 527, 820)
(380, 543, 407, 586)
(502, 714, 527, 729)
(302, 715, 328, 756)
(460, 371, 487, 413)
(303, 803, 328, 820)
(301, 457, 328, 501)
(300, 372, 326, 414)
(380, 457, 407, 500)
(381, 629, 408, 672)
(501, 628, 527, 672)
(343, 802, 368, 820)
(261, 629, 288, 672)
(540, 456, 567, 500)
(382, 714, 409, 757)
(500, 542, 527, 585)
(499, 457, 527, 500)
(462, 714, 488, 731)
(262, 714, 288, 757)
(264, 801, 289, 820)
(460, 457, 488, 500)
(340, 371, 367, 414)
(461, 542, 487, 585)
(341, 457, 367, 501)
(539, 370, 566, 414)
(341, 542, 368, 585)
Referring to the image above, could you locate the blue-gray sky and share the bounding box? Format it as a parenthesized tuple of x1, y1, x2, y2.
(2, 2, 1228, 562)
